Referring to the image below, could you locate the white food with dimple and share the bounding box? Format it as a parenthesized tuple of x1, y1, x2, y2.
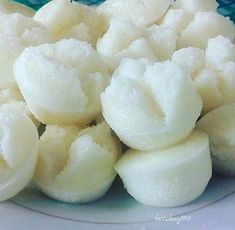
(14, 39, 109, 126)
(161, 9, 193, 34)
(205, 35, 235, 71)
(193, 36, 235, 113)
(179, 12, 235, 48)
(97, 0, 171, 27)
(0, 13, 52, 88)
(101, 59, 202, 151)
(0, 13, 52, 46)
(144, 25, 178, 61)
(34, 122, 121, 203)
(97, 18, 177, 70)
(197, 103, 235, 176)
(34, 0, 106, 46)
(194, 69, 222, 113)
(115, 130, 212, 207)
(171, 47, 205, 77)
(0, 109, 39, 201)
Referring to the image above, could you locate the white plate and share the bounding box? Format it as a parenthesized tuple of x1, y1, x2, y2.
(0, 173, 235, 230)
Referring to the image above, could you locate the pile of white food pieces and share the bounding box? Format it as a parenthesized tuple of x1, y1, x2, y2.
(0, 0, 235, 208)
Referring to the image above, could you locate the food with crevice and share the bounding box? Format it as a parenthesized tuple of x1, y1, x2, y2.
(0, 109, 39, 202)
(34, 122, 121, 203)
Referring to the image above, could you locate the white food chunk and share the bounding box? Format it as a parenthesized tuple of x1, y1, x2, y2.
(0, 109, 38, 201)
(144, 25, 178, 61)
(179, 12, 235, 48)
(14, 39, 109, 126)
(97, 0, 171, 27)
(34, 122, 121, 203)
(115, 130, 212, 207)
(34, 0, 106, 46)
(172, 47, 205, 78)
(197, 103, 235, 176)
(101, 59, 202, 151)
(205, 35, 235, 71)
(161, 9, 193, 34)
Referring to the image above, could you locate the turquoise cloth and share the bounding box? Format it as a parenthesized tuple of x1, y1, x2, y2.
(217, 0, 235, 22)
(13, 0, 104, 9)
(13, 0, 235, 22)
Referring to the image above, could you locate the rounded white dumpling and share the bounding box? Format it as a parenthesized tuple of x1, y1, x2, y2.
(161, 9, 193, 34)
(97, 0, 171, 27)
(34, 122, 121, 203)
(0, 109, 39, 201)
(0, 87, 39, 126)
(14, 39, 109, 126)
(0, 0, 34, 17)
(197, 103, 235, 176)
(101, 59, 202, 151)
(0, 13, 52, 88)
(97, 19, 157, 70)
(205, 35, 235, 72)
(194, 62, 235, 113)
(172, 0, 218, 13)
(144, 25, 178, 61)
(0, 13, 52, 46)
(115, 130, 212, 207)
(171, 47, 205, 78)
(179, 12, 235, 48)
(34, 0, 106, 46)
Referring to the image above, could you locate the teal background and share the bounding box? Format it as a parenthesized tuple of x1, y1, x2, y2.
(217, 0, 235, 22)
(13, 0, 104, 9)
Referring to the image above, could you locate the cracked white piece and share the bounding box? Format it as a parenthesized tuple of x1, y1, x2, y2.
(144, 25, 178, 61)
(172, 0, 218, 13)
(0, 0, 34, 17)
(178, 12, 235, 48)
(97, 19, 157, 70)
(14, 39, 109, 126)
(193, 35, 235, 113)
(97, 19, 177, 70)
(205, 35, 235, 72)
(101, 59, 202, 151)
(34, 122, 121, 203)
(194, 69, 222, 113)
(115, 130, 212, 207)
(0, 109, 39, 201)
(197, 103, 235, 176)
(97, 0, 171, 27)
(171, 47, 205, 78)
(161, 9, 193, 34)
(0, 13, 52, 88)
(34, 0, 106, 46)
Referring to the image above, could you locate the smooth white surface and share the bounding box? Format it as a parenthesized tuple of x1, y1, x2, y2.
(0, 174, 235, 229)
